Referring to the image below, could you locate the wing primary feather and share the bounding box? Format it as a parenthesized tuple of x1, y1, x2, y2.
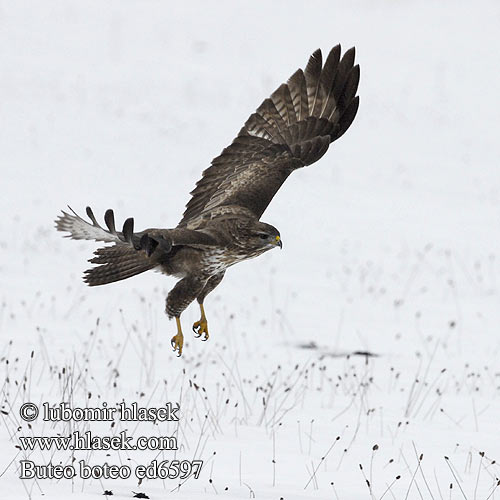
(287, 69, 308, 122)
(270, 83, 296, 126)
(339, 65, 360, 110)
(331, 47, 356, 101)
(177, 45, 360, 226)
(304, 49, 322, 116)
(85, 206, 99, 226)
(122, 217, 134, 244)
(319, 45, 341, 118)
(104, 209, 117, 235)
(57, 206, 123, 243)
(336, 96, 360, 139)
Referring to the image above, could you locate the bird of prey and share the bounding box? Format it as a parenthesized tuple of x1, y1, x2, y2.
(56, 45, 359, 356)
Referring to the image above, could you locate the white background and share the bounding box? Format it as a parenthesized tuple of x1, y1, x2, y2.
(1, 1, 500, 498)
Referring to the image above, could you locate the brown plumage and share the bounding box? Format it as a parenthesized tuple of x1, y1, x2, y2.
(55, 46, 360, 356)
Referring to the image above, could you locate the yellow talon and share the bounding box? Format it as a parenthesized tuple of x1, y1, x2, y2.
(171, 317, 184, 356)
(192, 303, 209, 341)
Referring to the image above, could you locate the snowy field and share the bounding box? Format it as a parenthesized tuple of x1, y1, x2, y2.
(1, 1, 500, 498)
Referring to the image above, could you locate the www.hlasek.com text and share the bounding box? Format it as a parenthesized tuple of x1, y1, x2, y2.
(19, 430, 177, 452)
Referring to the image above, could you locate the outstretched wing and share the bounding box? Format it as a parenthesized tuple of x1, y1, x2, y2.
(55, 206, 220, 286)
(178, 45, 360, 228)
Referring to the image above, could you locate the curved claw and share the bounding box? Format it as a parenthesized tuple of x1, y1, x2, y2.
(192, 319, 209, 341)
(171, 332, 184, 356)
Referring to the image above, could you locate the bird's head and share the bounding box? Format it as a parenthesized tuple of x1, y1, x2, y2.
(234, 220, 282, 254)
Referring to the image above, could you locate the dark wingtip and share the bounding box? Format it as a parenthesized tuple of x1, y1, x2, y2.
(104, 209, 116, 234)
(86, 206, 98, 225)
(122, 218, 134, 244)
(304, 49, 322, 79)
(311, 48, 322, 59)
(341, 47, 356, 68)
(337, 96, 360, 139)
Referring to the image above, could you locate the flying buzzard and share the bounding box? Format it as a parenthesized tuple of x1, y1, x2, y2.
(56, 45, 360, 356)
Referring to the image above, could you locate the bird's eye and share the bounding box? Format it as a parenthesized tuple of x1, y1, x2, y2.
(259, 234, 269, 240)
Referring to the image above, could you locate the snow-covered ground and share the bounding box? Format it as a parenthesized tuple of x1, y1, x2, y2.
(1, 1, 500, 498)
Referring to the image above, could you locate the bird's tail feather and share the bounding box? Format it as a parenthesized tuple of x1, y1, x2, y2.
(242, 45, 359, 166)
(84, 244, 157, 286)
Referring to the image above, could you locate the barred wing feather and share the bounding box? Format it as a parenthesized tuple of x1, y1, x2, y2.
(179, 45, 360, 227)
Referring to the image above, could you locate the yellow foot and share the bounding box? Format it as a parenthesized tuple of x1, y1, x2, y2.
(171, 317, 184, 356)
(171, 332, 183, 356)
(192, 318, 209, 341)
(193, 303, 210, 341)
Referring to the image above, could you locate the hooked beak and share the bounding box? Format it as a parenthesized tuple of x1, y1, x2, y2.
(275, 235, 282, 249)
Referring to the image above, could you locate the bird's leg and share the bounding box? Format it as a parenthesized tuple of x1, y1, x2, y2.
(192, 272, 225, 342)
(166, 276, 207, 356)
(192, 303, 209, 341)
(171, 317, 184, 356)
